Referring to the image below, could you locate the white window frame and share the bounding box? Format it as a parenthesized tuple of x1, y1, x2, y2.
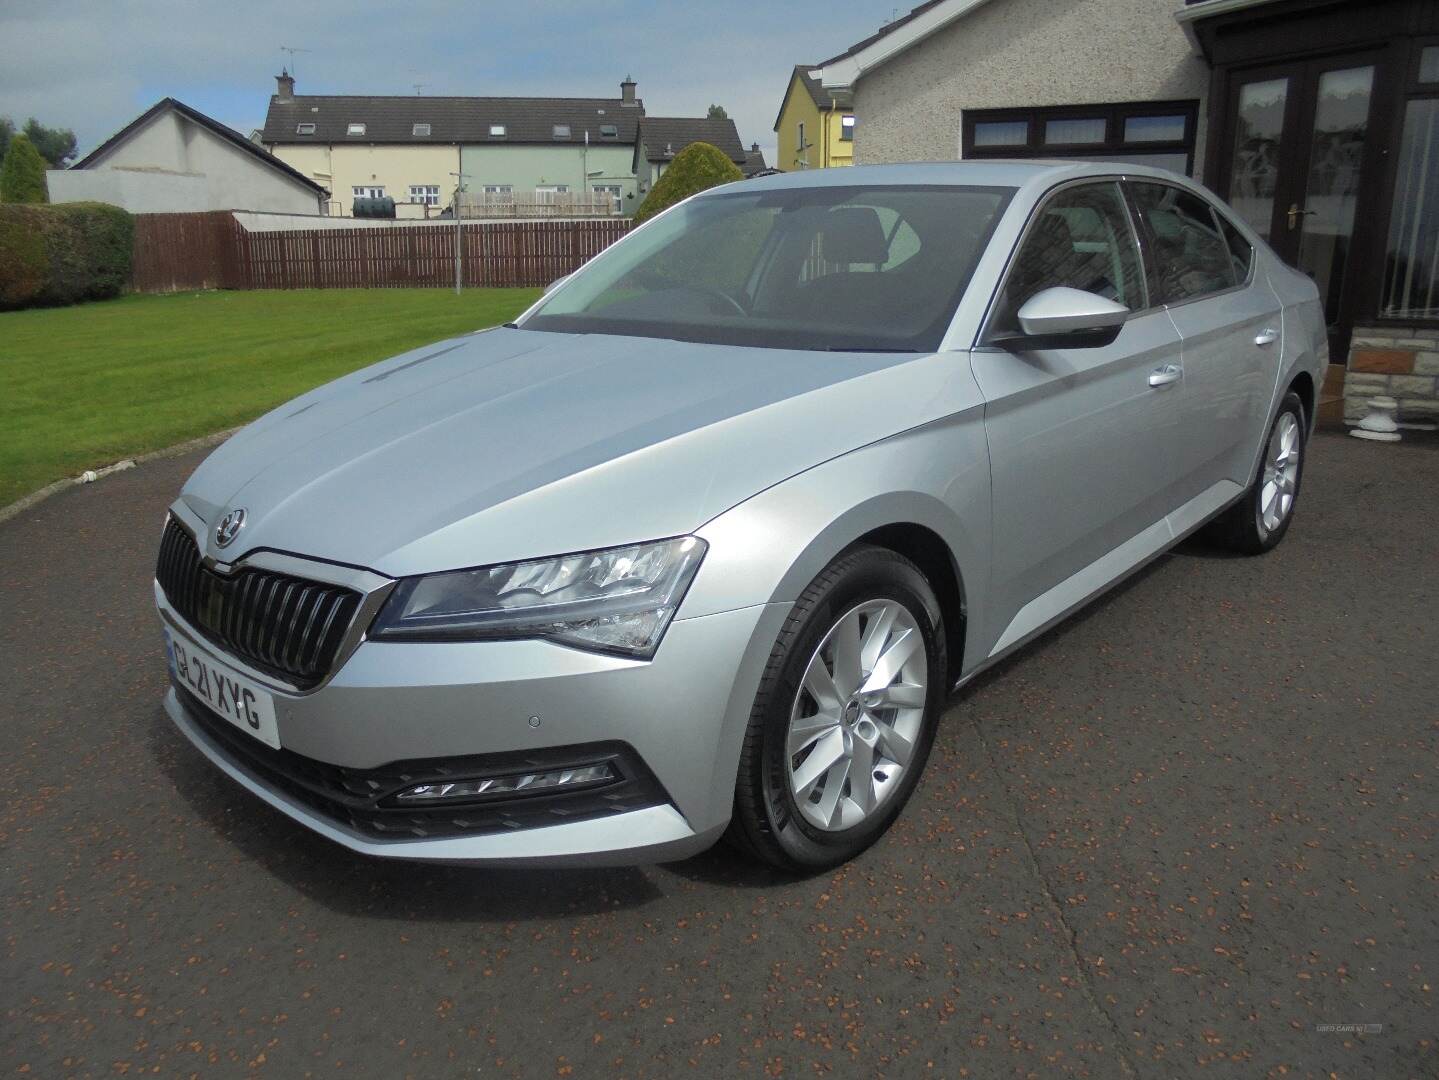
(489, 124, 507, 138)
(552, 125, 571, 139)
(352, 185, 385, 199)
(346, 122, 367, 137)
(412, 123, 431, 137)
(296, 122, 316, 136)
(408, 184, 440, 206)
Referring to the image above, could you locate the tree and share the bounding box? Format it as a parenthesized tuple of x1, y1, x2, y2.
(0, 117, 12, 165)
(0, 134, 49, 203)
(634, 141, 742, 223)
(706, 104, 728, 120)
(23, 119, 78, 168)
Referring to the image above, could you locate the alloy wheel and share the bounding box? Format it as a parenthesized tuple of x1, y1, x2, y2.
(1259, 411, 1301, 534)
(785, 599, 928, 832)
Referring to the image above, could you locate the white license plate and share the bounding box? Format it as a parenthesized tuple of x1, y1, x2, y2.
(165, 629, 281, 749)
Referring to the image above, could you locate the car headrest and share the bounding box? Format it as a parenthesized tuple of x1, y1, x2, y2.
(820, 207, 890, 265)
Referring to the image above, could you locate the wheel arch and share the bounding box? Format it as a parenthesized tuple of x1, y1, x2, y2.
(851, 522, 967, 685)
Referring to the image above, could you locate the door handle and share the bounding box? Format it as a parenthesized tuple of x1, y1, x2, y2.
(1148, 363, 1182, 388)
(1255, 328, 1279, 346)
(1287, 203, 1317, 230)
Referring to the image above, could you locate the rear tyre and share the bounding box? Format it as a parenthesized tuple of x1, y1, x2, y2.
(1204, 390, 1307, 555)
(726, 545, 947, 872)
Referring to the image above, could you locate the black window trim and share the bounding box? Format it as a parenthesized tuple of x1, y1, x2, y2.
(963, 100, 1201, 176)
(977, 175, 1161, 349)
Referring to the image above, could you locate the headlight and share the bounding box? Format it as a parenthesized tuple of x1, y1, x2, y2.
(369, 536, 707, 658)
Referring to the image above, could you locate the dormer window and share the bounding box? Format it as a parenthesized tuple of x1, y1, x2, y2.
(489, 123, 506, 138)
(295, 122, 316, 135)
(347, 122, 366, 137)
(412, 123, 431, 137)
(552, 124, 571, 139)
(599, 124, 618, 139)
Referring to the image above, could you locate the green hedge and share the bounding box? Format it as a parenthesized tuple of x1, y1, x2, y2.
(635, 141, 743, 223)
(0, 201, 134, 310)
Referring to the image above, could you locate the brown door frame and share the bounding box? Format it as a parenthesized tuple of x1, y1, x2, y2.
(1213, 48, 1393, 362)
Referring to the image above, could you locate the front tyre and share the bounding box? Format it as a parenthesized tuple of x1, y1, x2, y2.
(727, 546, 947, 871)
(1206, 391, 1307, 555)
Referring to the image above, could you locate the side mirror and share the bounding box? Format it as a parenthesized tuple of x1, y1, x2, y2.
(999, 286, 1129, 349)
(544, 273, 571, 295)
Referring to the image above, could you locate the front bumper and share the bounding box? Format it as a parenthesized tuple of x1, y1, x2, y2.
(157, 581, 790, 866)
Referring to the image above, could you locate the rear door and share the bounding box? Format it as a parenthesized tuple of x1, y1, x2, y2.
(1127, 181, 1281, 503)
(971, 179, 1183, 656)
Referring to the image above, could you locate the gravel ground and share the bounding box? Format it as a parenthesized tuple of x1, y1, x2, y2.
(2, 431, 1435, 1078)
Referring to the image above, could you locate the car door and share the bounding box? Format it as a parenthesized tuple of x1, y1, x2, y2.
(1127, 181, 1281, 504)
(970, 179, 1183, 657)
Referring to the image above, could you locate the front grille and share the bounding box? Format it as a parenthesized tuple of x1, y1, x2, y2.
(157, 518, 362, 688)
(176, 687, 666, 840)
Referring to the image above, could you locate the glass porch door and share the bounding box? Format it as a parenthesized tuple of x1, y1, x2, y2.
(1221, 53, 1384, 360)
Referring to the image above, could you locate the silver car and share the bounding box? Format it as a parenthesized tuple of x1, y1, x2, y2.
(155, 162, 1324, 871)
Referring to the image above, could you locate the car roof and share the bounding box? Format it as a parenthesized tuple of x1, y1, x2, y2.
(722, 159, 1201, 195)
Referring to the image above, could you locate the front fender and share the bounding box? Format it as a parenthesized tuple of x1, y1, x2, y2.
(685, 408, 994, 672)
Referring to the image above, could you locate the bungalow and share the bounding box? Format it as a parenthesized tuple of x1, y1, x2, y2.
(53, 98, 328, 214)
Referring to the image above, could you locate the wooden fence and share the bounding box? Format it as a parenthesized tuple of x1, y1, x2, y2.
(130, 212, 633, 293)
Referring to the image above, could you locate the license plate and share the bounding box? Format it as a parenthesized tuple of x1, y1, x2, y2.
(165, 628, 281, 749)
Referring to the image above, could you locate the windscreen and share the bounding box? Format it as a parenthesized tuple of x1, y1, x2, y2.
(521, 184, 1015, 352)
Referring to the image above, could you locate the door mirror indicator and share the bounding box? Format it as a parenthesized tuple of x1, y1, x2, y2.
(995, 287, 1129, 349)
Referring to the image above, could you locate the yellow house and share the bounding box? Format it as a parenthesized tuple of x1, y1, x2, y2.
(773, 65, 854, 171)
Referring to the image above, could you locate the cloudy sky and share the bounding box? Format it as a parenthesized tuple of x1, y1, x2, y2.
(0, 0, 891, 164)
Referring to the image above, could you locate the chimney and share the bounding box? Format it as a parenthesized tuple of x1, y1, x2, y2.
(751, 142, 759, 151)
(276, 69, 295, 101)
(621, 75, 637, 107)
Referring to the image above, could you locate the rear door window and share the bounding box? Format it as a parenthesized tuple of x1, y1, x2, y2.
(1128, 182, 1238, 302)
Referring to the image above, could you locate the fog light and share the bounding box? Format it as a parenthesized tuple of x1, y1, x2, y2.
(394, 762, 616, 804)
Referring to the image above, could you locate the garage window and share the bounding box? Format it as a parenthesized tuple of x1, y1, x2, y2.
(964, 100, 1199, 176)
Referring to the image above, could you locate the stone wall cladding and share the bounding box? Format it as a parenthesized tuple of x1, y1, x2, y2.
(851, 0, 1210, 172)
(1343, 328, 1439, 424)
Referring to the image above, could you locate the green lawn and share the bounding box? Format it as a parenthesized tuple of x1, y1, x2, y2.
(0, 288, 540, 507)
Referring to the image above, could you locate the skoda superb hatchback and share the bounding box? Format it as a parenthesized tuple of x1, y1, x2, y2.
(156, 161, 1324, 871)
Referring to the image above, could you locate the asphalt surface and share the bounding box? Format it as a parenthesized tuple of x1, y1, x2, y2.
(3, 432, 1435, 1078)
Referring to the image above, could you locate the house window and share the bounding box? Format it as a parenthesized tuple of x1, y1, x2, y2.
(1421, 45, 1439, 83)
(1124, 114, 1187, 143)
(1044, 117, 1106, 145)
(409, 184, 440, 206)
(964, 100, 1200, 175)
(592, 183, 622, 210)
(412, 123, 431, 137)
(552, 125, 571, 139)
(1382, 99, 1439, 319)
(599, 124, 618, 138)
(295, 122, 316, 135)
(352, 185, 384, 198)
(483, 184, 513, 196)
(346, 122, 367, 137)
(841, 115, 855, 141)
(489, 124, 507, 138)
(972, 120, 1027, 147)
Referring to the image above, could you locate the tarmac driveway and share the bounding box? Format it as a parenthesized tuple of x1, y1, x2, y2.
(2, 432, 1435, 1078)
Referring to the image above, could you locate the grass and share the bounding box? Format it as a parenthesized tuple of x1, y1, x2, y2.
(0, 287, 540, 507)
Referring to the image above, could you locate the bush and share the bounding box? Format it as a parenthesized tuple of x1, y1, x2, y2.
(634, 141, 743, 223)
(0, 133, 48, 203)
(0, 201, 134, 310)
